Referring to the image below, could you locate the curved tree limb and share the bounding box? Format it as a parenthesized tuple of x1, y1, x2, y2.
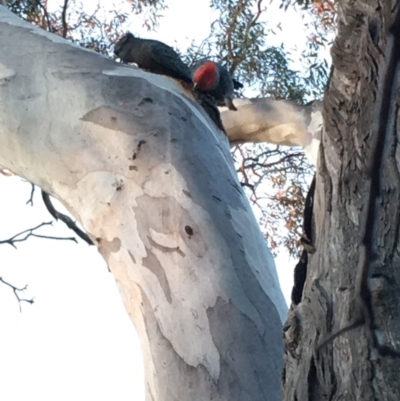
(0, 8, 287, 401)
(41, 190, 94, 245)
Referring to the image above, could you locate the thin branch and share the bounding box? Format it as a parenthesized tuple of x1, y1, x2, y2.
(0, 277, 34, 312)
(41, 191, 94, 245)
(0, 221, 77, 248)
(26, 183, 35, 206)
(225, 0, 245, 65)
(229, 0, 265, 74)
(61, 0, 69, 38)
(36, 0, 53, 33)
(245, 152, 304, 170)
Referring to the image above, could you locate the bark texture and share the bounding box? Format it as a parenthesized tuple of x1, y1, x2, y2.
(0, 9, 288, 401)
(283, 1, 400, 400)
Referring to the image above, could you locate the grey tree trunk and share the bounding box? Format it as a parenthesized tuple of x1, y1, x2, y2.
(283, 1, 400, 399)
(0, 7, 289, 401)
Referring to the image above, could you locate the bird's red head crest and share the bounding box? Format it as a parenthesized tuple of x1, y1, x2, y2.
(193, 61, 218, 90)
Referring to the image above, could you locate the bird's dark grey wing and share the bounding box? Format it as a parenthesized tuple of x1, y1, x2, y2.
(149, 43, 192, 82)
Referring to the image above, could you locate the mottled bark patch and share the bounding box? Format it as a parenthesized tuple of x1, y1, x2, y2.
(134, 194, 207, 258)
(138, 286, 223, 400)
(98, 237, 121, 255)
(136, 248, 172, 303)
(81, 106, 146, 132)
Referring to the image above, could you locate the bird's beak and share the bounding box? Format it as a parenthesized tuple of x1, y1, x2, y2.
(193, 82, 199, 90)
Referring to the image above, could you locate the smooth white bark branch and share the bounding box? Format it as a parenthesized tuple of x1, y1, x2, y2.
(222, 98, 322, 166)
(0, 7, 287, 401)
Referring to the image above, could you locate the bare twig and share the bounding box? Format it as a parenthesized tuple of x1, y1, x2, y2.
(41, 191, 94, 245)
(232, 142, 311, 257)
(35, 0, 54, 33)
(245, 152, 304, 170)
(26, 183, 35, 206)
(0, 221, 77, 248)
(61, 0, 69, 38)
(0, 277, 34, 311)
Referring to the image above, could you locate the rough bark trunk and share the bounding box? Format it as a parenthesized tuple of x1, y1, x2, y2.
(283, 1, 400, 399)
(0, 8, 288, 401)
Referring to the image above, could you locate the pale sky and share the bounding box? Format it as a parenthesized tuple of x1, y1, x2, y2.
(0, 1, 329, 400)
